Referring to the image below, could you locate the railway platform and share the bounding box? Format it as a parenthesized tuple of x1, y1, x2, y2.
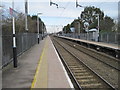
(59, 36, 119, 50)
(58, 36, 120, 58)
(3, 36, 73, 88)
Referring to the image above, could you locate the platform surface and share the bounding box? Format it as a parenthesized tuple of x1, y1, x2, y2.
(59, 36, 119, 50)
(3, 36, 73, 88)
(31, 36, 72, 88)
(3, 38, 45, 88)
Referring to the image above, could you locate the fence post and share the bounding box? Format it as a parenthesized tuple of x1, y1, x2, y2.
(100, 34, 103, 42)
(0, 8, 2, 90)
(115, 33, 117, 44)
(0, 11, 2, 69)
(107, 34, 109, 43)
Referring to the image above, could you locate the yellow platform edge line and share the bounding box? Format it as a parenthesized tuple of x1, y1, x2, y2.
(31, 39, 47, 89)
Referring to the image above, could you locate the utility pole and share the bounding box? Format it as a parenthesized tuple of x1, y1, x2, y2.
(62, 26, 64, 36)
(65, 26, 66, 36)
(50, 0, 58, 8)
(37, 13, 42, 43)
(12, 1, 17, 68)
(77, 21, 80, 38)
(97, 14, 100, 42)
(25, 0, 28, 31)
(94, 14, 100, 42)
(42, 22, 43, 40)
(76, 0, 83, 8)
(37, 14, 40, 43)
(0, 6, 3, 69)
(75, 0, 85, 39)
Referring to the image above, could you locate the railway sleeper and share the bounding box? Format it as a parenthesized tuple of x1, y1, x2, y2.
(69, 65, 82, 68)
(71, 68, 85, 70)
(80, 83, 103, 88)
(73, 72, 90, 75)
(78, 79, 97, 83)
(71, 69, 87, 72)
(75, 75, 93, 79)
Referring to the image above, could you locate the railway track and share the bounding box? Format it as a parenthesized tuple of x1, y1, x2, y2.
(55, 36, 120, 71)
(51, 37, 115, 89)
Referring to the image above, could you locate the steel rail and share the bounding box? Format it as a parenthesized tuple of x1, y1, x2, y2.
(52, 37, 116, 90)
(52, 38, 82, 89)
(56, 37, 120, 71)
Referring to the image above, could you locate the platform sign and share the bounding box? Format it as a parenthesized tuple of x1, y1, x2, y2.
(9, 7, 18, 17)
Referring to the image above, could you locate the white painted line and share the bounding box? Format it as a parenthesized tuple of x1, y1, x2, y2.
(13, 37, 16, 47)
(50, 38, 74, 88)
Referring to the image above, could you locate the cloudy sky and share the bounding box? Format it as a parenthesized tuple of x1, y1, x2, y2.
(1, 0, 119, 33)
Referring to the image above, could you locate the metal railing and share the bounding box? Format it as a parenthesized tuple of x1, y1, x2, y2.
(61, 32, 119, 44)
(2, 33, 42, 67)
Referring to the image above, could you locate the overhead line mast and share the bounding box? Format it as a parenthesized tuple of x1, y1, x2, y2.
(50, 0, 59, 8)
(76, 0, 83, 8)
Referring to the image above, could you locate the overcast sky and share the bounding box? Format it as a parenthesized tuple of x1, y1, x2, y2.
(1, 0, 119, 33)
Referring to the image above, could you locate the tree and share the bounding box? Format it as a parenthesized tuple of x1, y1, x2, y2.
(100, 16, 115, 32)
(63, 6, 115, 33)
(70, 19, 85, 33)
(81, 6, 104, 25)
(31, 15, 46, 33)
(66, 24, 71, 33)
(80, 6, 104, 31)
(16, 13, 25, 33)
(80, 6, 115, 32)
(63, 24, 71, 33)
(112, 20, 118, 32)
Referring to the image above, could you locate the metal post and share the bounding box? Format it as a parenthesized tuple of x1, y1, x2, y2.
(78, 21, 80, 39)
(65, 27, 66, 36)
(107, 34, 109, 43)
(101, 33, 103, 42)
(98, 14, 100, 42)
(37, 14, 39, 44)
(0, 6, 2, 69)
(25, 0, 28, 31)
(37, 13, 42, 42)
(42, 23, 43, 40)
(12, 1, 17, 68)
(115, 33, 117, 43)
(87, 30, 89, 40)
(62, 26, 64, 36)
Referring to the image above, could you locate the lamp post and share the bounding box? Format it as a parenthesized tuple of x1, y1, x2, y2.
(37, 13, 42, 44)
(94, 14, 100, 42)
(41, 22, 44, 40)
(84, 22, 89, 40)
(25, 0, 28, 31)
(0, 6, 3, 69)
(97, 14, 100, 42)
(76, 21, 80, 38)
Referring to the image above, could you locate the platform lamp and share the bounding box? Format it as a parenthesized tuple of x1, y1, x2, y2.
(93, 13, 100, 42)
(25, 0, 28, 31)
(37, 13, 42, 44)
